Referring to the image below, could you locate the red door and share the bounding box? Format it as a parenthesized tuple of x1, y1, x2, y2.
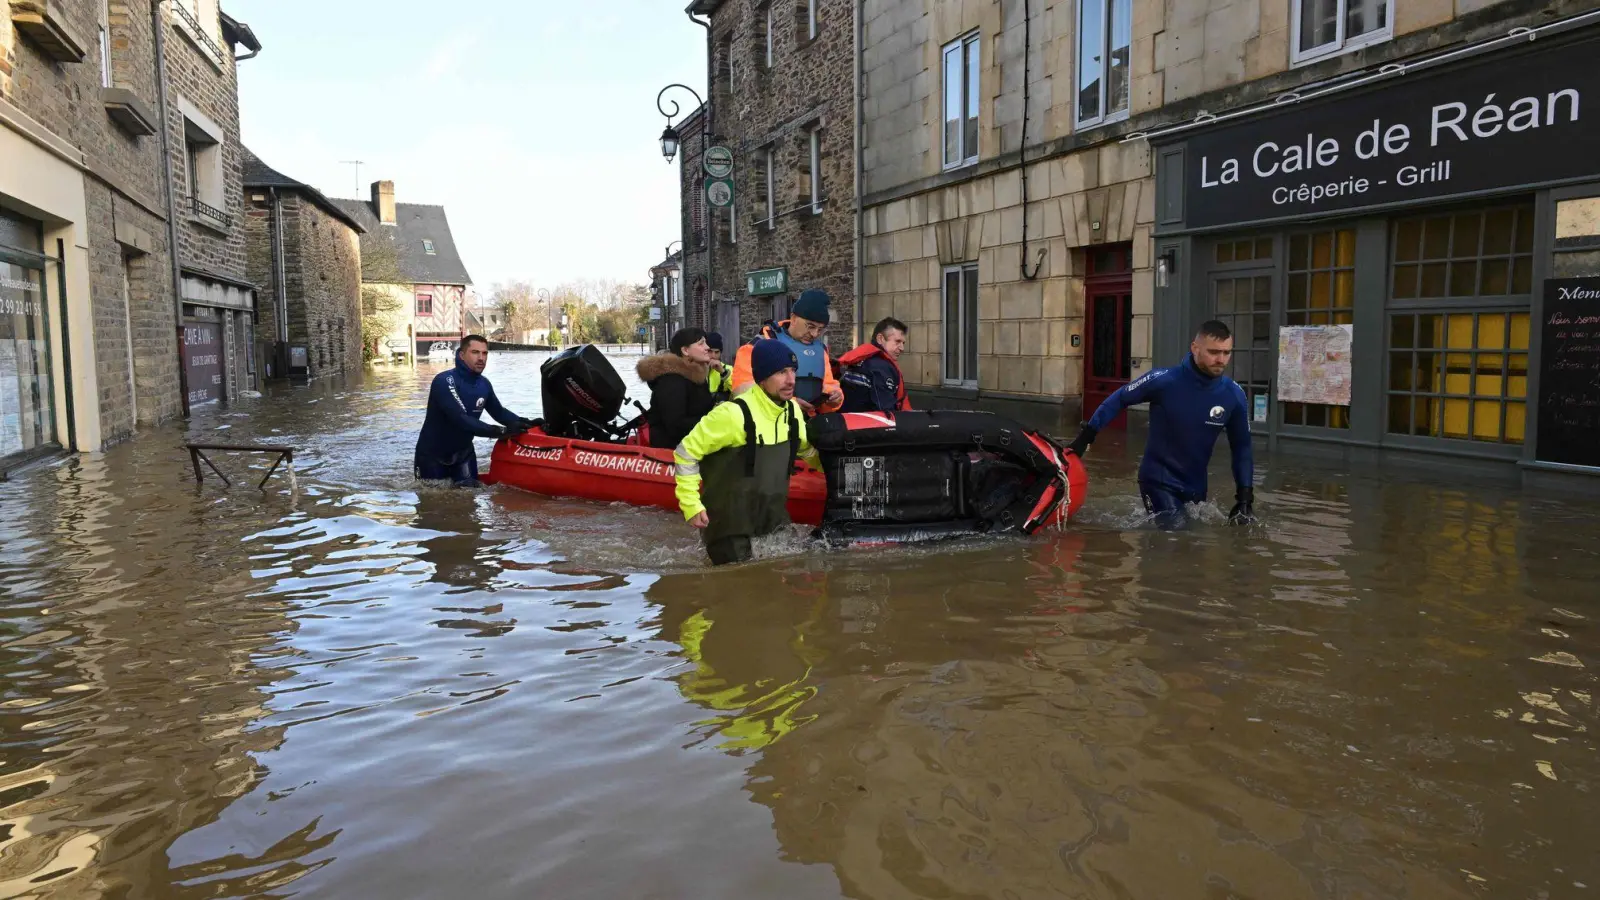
(1082, 245, 1133, 427)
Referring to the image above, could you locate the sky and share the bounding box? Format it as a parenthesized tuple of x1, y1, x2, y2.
(230, 0, 706, 295)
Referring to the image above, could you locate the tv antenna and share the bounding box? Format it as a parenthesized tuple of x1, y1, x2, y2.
(340, 160, 365, 197)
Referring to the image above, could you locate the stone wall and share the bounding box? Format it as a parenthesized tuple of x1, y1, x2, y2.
(162, 6, 247, 283)
(704, 0, 856, 350)
(244, 193, 364, 380)
(2, 0, 181, 438)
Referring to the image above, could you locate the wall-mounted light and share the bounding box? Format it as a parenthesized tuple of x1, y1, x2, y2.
(1156, 248, 1177, 288)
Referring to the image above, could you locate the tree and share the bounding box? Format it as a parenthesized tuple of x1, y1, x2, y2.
(358, 234, 408, 362)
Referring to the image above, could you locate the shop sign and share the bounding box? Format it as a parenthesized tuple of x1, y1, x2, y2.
(746, 267, 788, 296)
(184, 322, 223, 406)
(1536, 276, 1600, 468)
(704, 146, 734, 178)
(1173, 34, 1600, 229)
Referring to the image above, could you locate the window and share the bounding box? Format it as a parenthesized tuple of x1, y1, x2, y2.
(719, 37, 735, 95)
(422, 239, 436, 255)
(182, 113, 225, 224)
(802, 127, 822, 214)
(804, 0, 818, 41)
(1293, 0, 1390, 65)
(1282, 229, 1355, 429)
(1386, 204, 1535, 445)
(762, 147, 776, 230)
(99, 26, 112, 88)
(416, 291, 434, 316)
(1077, 0, 1131, 128)
(942, 264, 980, 386)
(941, 33, 980, 169)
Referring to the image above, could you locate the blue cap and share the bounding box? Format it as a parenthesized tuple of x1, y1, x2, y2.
(705, 331, 724, 351)
(750, 338, 798, 383)
(792, 288, 831, 325)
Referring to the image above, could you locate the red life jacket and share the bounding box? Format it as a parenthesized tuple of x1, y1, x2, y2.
(837, 343, 911, 411)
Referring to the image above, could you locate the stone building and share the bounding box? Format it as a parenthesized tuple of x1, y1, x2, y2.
(164, 3, 261, 407)
(1, 0, 258, 474)
(684, 0, 857, 351)
(856, 0, 1600, 489)
(241, 148, 365, 381)
(334, 182, 474, 361)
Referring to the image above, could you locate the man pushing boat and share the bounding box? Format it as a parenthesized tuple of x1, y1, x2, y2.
(414, 334, 533, 487)
(674, 339, 822, 565)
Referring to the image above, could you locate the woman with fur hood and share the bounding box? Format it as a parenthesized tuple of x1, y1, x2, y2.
(638, 327, 718, 449)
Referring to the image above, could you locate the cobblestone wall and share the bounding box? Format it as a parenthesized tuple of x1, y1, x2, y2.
(245, 193, 363, 380)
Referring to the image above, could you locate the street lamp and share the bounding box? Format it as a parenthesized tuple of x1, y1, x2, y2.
(656, 82, 710, 333)
(660, 125, 680, 164)
(535, 288, 555, 349)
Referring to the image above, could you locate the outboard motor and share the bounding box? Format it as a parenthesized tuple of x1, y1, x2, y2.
(540, 345, 627, 441)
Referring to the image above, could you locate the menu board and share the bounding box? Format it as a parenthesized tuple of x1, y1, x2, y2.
(1276, 325, 1353, 406)
(1536, 277, 1600, 468)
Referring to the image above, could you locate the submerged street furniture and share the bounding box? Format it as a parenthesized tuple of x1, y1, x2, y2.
(185, 442, 297, 489)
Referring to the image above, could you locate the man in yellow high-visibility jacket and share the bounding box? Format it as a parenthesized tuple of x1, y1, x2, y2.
(674, 339, 821, 565)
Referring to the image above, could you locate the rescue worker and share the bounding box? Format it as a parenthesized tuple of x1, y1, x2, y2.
(413, 334, 531, 486)
(1066, 320, 1257, 528)
(705, 331, 732, 403)
(637, 327, 716, 450)
(674, 339, 822, 566)
(730, 288, 843, 416)
(838, 317, 912, 413)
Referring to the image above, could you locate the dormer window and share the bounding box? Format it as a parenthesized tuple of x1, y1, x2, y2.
(422, 239, 435, 255)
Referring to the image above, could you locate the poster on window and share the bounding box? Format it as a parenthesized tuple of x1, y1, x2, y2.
(1277, 325, 1353, 406)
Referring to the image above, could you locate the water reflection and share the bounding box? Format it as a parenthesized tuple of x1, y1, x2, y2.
(0, 354, 1593, 898)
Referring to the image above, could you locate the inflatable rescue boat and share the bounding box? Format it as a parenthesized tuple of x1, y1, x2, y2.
(481, 345, 1088, 543)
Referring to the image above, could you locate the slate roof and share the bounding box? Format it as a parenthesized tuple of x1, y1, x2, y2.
(241, 148, 366, 233)
(330, 196, 474, 287)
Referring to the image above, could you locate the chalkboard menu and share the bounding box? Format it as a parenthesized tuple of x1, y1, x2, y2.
(1536, 277, 1600, 468)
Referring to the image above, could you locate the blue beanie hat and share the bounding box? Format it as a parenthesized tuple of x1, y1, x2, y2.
(791, 288, 831, 325)
(750, 338, 798, 384)
(705, 331, 724, 351)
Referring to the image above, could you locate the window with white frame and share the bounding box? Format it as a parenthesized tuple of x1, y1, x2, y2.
(1293, 0, 1390, 65)
(99, 24, 112, 88)
(802, 127, 822, 213)
(941, 33, 980, 169)
(806, 0, 818, 40)
(422, 239, 436, 255)
(942, 264, 980, 386)
(1076, 0, 1131, 128)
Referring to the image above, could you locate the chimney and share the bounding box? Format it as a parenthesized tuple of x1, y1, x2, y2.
(371, 180, 395, 225)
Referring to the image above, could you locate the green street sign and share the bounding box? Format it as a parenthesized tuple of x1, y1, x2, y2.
(704, 146, 734, 178)
(746, 267, 788, 296)
(704, 177, 734, 209)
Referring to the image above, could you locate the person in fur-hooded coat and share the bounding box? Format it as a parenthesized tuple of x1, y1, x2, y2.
(638, 327, 717, 450)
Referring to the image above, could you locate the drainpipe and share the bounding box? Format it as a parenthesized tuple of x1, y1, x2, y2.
(1019, 0, 1043, 280)
(270, 187, 288, 345)
(853, 0, 865, 344)
(152, 0, 190, 416)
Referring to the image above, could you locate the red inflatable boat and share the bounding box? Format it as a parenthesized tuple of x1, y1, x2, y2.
(481, 427, 829, 524)
(480, 345, 1088, 543)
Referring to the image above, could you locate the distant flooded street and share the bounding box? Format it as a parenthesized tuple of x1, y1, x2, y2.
(0, 351, 1595, 899)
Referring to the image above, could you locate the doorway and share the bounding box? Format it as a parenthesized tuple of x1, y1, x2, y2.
(1083, 244, 1133, 426)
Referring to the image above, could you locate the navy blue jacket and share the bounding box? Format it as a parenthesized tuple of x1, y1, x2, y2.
(1087, 355, 1254, 498)
(414, 359, 522, 466)
(838, 347, 909, 413)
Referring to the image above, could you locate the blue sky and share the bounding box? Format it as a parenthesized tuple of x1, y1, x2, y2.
(230, 0, 707, 294)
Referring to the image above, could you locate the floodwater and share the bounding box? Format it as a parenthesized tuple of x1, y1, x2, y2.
(1, 350, 1595, 900)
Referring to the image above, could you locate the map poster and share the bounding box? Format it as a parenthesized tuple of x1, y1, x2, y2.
(1277, 325, 1354, 406)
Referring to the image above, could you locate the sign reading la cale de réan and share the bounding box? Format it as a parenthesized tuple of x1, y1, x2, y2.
(1175, 34, 1600, 229)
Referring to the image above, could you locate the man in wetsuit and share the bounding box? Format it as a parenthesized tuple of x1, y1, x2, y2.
(1066, 320, 1257, 527)
(413, 334, 532, 486)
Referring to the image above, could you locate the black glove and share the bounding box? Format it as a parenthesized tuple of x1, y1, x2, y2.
(1065, 425, 1097, 457)
(516, 417, 537, 431)
(1228, 486, 1256, 525)
(504, 420, 530, 438)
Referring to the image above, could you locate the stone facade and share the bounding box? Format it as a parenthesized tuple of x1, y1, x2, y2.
(686, 0, 857, 350)
(244, 187, 363, 381)
(2, 0, 176, 446)
(856, 0, 1557, 416)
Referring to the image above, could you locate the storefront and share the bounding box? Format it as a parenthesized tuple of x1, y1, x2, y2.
(180, 269, 256, 406)
(1149, 22, 1600, 484)
(0, 208, 56, 467)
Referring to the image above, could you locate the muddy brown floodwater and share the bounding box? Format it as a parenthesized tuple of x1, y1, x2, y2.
(0, 351, 1596, 899)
